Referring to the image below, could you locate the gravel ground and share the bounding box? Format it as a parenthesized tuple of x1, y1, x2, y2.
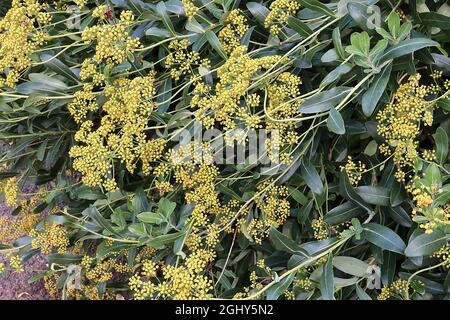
(0, 187, 50, 300)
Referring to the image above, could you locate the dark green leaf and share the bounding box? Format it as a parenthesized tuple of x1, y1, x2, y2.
(246, 2, 269, 24)
(362, 63, 392, 117)
(347, 2, 382, 33)
(85, 207, 123, 238)
(206, 30, 228, 60)
(300, 158, 323, 194)
(40, 54, 79, 83)
(333, 256, 369, 277)
(433, 127, 448, 165)
(158, 197, 177, 218)
(324, 202, 365, 225)
(419, 12, 450, 30)
(47, 253, 83, 265)
(137, 211, 165, 224)
(405, 230, 447, 257)
(362, 223, 406, 254)
(332, 27, 346, 60)
(339, 173, 372, 213)
(385, 206, 412, 228)
(327, 107, 346, 135)
(297, 199, 313, 224)
(269, 227, 308, 256)
(144, 232, 184, 248)
(355, 186, 390, 206)
(320, 64, 352, 87)
(156, 2, 177, 36)
(300, 87, 351, 113)
(355, 283, 372, 300)
(288, 187, 308, 205)
(296, 0, 334, 17)
(381, 38, 439, 62)
(319, 253, 335, 300)
(390, 182, 407, 207)
(267, 272, 296, 300)
(287, 16, 313, 37)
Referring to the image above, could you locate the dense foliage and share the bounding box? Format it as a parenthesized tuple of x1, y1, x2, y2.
(0, 0, 449, 300)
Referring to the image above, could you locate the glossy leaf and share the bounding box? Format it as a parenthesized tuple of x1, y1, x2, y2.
(339, 173, 373, 213)
(319, 254, 335, 300)
(327, 107, 346, 135)
(381, 38, 439, 61)
(362, 223, 406, 254)
(300, 87, 351, 114)
(405, 230, 447, 257)
(324, 202, 365, 225)
(267, 273, 296, 300)
(269, 227, 308, 256)
(361, 63, 392, 117)
(433, 127, 448, 165)
(300, 158, 324, 194)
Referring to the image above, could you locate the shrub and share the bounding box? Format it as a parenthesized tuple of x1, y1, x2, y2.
(0, 0, 449, 300)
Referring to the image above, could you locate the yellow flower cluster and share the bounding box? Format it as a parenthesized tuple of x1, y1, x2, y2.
(376, 74, 450, 234)
(0, 173, 44, 244)
(84, 258, 129, 283)
(191, 46, 281, 129)
(431, 244, 450, 268)
(30, 223, 69, 254)
(294, 278, 313, 292)
(6, 254, 24, 273)
(68, 84, 97, 123)
(129, 248, 215, 300)
(80, 58, 106, 86)
(140, 139, 167, 175)
(0, 262, 5, 273)
(312, 217, 329, 240)
(0, 205, 41, 244)
(80, 9, 141, 81)
(284, 290, 295, 299)
(51, 0, 68, 11)
(141, 260, 158, 277)
(266, 72, 302, 124)
(135, 246, 157, 263)
(0, 176, 19, 207)
(74, 0, 88, 8)
(0, 0, 51, 88)
(377, 74, 436, 177)
(67, 284, 115, 300)
(377, 279, 411, 300)
(265, 72, 302, 161)
(165, 39, 210, 80)
(169, 141, 213, 166)
(233, 259, 275, 298)
(341, 156, 366, 186)
(408, 176, 449, 234)
(154, 180, 174, 195)
(395, 9, 407, 22)
(216, 199, 243, 234)
(257, 180, 290, 227)
(176, 164, 220, 227)
(249, 271, 263, 290)
(92, 5, 109, 19)
(421, 149, 436, 162)
(265, 0, 300, 36)
(218, 9, 249, 53)
(245, 180, 291, 243)
(44, 275, 59, 298)
(69, 74, 163, 191)
(182, 0, 198, 20)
